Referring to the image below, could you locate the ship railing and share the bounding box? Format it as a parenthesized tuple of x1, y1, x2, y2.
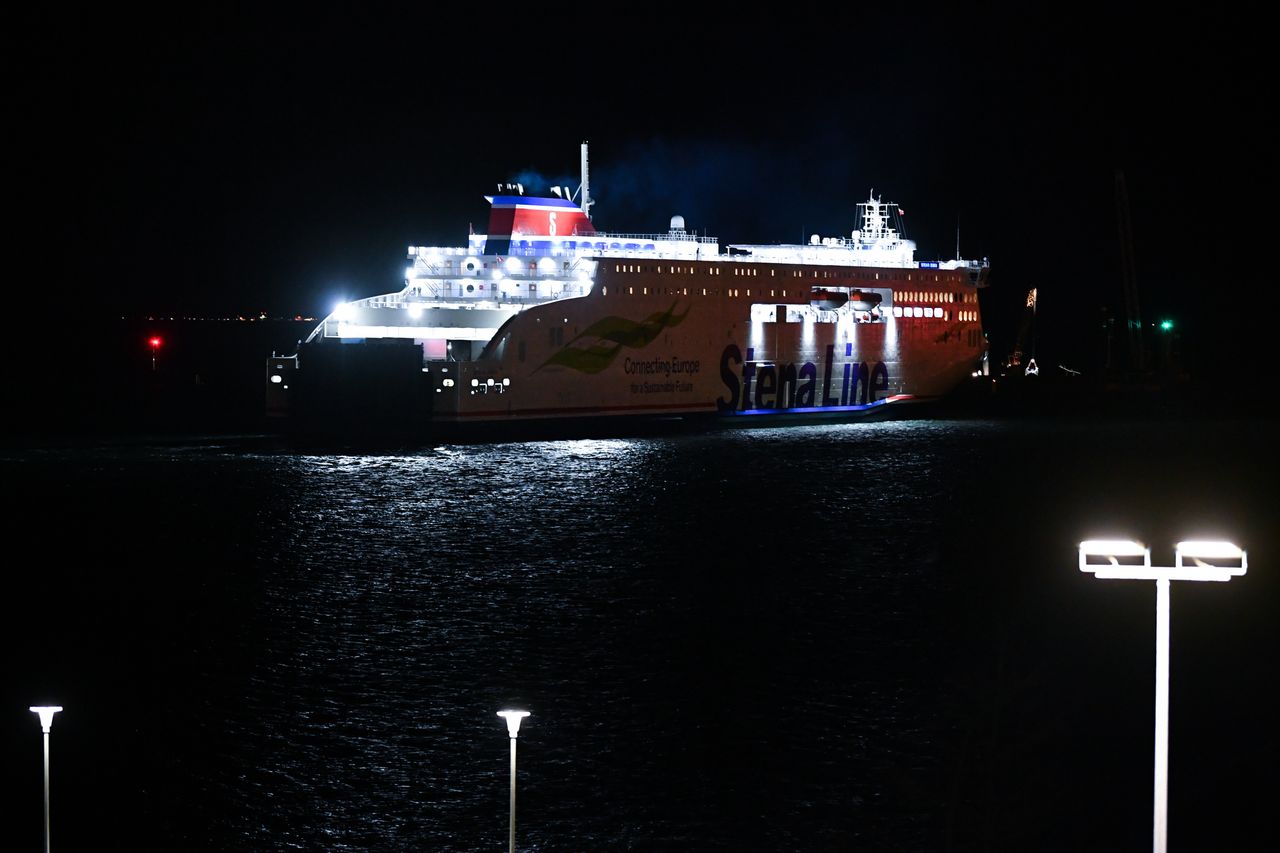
(402, 284, 592, 303)
(412, 254, 598, 270)
(590, 229, 716, 244)
(411, 261, 462, 276)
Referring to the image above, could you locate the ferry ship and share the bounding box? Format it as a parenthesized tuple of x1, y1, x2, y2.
(266, 144, 990, 440)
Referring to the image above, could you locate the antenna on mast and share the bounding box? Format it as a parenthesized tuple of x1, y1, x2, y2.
(579, 141, 594, 220)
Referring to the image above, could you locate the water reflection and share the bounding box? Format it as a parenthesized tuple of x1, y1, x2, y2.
(7, 416, 1275, 851)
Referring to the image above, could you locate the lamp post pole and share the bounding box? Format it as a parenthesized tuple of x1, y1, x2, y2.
(1078, 539, 1247, 853)
(29, 706, 62, 853)
(497, 710, 530, 853)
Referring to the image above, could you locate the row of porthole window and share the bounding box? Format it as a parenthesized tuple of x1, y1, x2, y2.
(894, 290, 969, 303)
(616, 263, 963, 285)
(892, 306, 950, 319)
(891, 307, 979, 321)
(620, 286, 727, 296)
(599, 286, 978, 312)
(616, 263, 722, 275)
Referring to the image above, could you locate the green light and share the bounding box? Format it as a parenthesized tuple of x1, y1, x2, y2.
(1160, 319, 1173, 332)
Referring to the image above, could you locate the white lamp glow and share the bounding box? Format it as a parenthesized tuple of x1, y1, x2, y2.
(498, 709, 529, 737)
(1176, 540, 1247, 567)
(30, 705, 62, 733)
(1078, 538, 1247, 853)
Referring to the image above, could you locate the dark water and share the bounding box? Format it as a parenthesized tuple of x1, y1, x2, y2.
(4, 318, 1277, 851)
(4, 412, 1276, 852)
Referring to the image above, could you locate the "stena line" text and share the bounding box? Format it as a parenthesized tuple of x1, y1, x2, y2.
(716, 344, 888, 412)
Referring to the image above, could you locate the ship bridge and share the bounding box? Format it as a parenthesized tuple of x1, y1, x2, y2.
(728, 192, 917, 267)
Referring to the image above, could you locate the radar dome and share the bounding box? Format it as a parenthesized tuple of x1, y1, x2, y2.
(670, 215, 686, 231)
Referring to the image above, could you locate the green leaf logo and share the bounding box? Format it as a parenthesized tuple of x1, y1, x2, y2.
(538, 301, 692, 374)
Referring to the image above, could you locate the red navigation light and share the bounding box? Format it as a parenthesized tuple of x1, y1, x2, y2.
(148, 336, 162, 350)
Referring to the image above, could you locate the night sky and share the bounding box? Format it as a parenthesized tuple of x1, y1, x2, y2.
(15, 5, 1269, 384)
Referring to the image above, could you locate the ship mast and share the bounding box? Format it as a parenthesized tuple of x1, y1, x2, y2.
(579, 141, 594, 221)
(1115, 169, 1143, 372)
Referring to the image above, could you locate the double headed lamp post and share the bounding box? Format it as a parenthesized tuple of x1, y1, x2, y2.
(1078, 539, 1246, 853)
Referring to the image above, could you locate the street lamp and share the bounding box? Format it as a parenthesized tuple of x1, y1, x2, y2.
(1078, 539, 1247, 853)
(497, 710, 530, 853)
(29, 705, 63, 853)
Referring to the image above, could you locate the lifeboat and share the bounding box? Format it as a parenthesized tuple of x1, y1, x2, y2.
(849, 290, 883, 312)
(809, 288, 848, 310)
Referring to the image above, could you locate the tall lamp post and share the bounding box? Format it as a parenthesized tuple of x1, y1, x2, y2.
(497, 710, 530, 853)
(29, 705, 63, 853)
(1078, 539, 1247, 853)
